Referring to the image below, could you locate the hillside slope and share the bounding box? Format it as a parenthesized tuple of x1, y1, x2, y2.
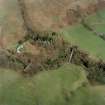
(1, 1, 105, 105)
(1, 64, 105, 105)
(22, 0, 96, 30)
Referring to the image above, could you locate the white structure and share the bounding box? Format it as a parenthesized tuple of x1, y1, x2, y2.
(16, 44, 24, 54)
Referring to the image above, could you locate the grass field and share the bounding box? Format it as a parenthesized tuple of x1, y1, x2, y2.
(61, 9, 105, 60)
(1, 64, 105, 105)
(86, 9, 105, 32)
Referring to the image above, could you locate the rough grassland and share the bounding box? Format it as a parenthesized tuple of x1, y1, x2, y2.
(0, 0, 25, 49)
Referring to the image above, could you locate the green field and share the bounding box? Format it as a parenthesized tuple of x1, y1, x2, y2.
(86, 9, 105, 32)
(61, 9, 105, 60)
(1, 64, 105, 105)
